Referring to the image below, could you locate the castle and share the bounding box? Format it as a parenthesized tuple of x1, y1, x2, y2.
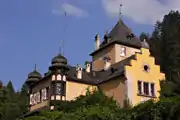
(25, 19, 165, 116)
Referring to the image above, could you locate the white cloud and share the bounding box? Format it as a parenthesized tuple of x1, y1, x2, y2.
(52, 3, 88, 18)
(101, 0, 180, 24)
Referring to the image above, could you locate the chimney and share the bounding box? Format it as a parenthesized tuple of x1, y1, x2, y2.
(104, 30, 110, 43)
(85, 61, 91, 73)
(95, 34, 100, 50)
(103, 56, 111, 70)
(76, 64, 83, 79)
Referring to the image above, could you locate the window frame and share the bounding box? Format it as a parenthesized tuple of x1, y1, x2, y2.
(143, 82, 149, 96)
(120, 46, 126, 57)
(41, 88, 47, 101)
(137, 81, 156, 98)
(30, 94, 34, 105)
(150, 83, 155, 97)
(137, 81, 142, 95)
(51, 81, 66, 96)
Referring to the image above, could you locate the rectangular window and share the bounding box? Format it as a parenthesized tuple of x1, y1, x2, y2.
(51, 82, 66, 96)
(143, 82, 149, 95)
(56, 83, 62, 95)
(36, 92, 41, 103)
(120, 47, 126, 56)
(137, 81, 142, 94)
(33, 93, 37, 105)
(151, 83, 155, 96)
(56, 82, 66, 96)
(41, 88, 47, 101)
(30, 94, 34, 105)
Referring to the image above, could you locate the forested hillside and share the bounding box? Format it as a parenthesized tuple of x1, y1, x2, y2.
(1, 10, 180, 120)
(0, 81, 28, 120)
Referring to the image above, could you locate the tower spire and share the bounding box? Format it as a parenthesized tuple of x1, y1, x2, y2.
(61, 11, 67, 56)
(58, 45, 62, 55)
(34, 64, 37, 71)
(119, 4, 123, 21)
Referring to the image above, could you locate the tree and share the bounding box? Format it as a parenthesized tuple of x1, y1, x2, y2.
(18, 83, 29, 115)
(6, 80, 15, 100)
(0, 83, 6, 119)
(148, 21, 162, 64)
(149, 11, 180, 97)
(139, 32, 149, 41)
(0, 81, 27, 120)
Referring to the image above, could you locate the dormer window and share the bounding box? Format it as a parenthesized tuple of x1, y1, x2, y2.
(127, 33, 134, 40)
(120, 47, 126, 56)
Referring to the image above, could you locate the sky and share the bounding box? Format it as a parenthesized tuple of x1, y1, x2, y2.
(0, 0, 179, 90)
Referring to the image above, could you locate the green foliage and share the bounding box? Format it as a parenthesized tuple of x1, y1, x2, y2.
(6, 80, 15, 99)
(139, 32, 149, 41)
(123, 97, 131, 108)
(25, 90, 120, 120)
(24, 94, 180, 120)
(149, 11, 180, 97)
(18, 83, 29, 115)
(0, 81, 29, 120)
(52, 89, 119, 112)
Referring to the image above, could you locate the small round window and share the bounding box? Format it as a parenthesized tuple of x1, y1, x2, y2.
(143, 65, 150, 72)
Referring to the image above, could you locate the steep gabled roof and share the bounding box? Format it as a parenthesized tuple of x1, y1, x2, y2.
(108, 20, 141, 47)
(90, 20, 141, 55)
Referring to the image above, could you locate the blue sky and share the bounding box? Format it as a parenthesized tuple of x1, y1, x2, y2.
(0, 0, 178, 90)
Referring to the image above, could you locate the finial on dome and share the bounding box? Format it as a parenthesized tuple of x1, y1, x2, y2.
(34, 64, 37, 71)
(58, 45, 62, 55)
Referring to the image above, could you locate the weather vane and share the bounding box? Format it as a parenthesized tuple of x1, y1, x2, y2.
(119, 4, 123, 20)
(60, 11, 67, 56)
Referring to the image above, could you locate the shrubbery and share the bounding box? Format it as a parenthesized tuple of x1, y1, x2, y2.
(24, 90, 180, 120)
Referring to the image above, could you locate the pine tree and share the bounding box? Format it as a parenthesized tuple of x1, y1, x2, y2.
(139, 32, 149, 41)
(150, 11, 180, 96)
(1, 81, 22, 120)
(0, 83, 6, 119)
(18, 83, 29, 115)
(149, 21, 162, 66)
(160, 11, 180, 83)
(6, 80, 15, 100)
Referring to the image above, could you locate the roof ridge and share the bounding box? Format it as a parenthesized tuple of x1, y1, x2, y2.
(108, 19, 131, 37)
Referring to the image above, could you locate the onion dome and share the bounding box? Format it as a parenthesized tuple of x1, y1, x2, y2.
(26, 64, 42, 86)
(49, 53, 69, 72)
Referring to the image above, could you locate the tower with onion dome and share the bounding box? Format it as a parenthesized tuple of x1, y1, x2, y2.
(24, 52, 70, 116)
(26, 64, 42, 87)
